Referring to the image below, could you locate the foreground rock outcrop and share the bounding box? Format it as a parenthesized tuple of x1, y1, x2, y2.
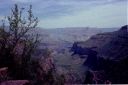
(0, 67, 29, 85)
(0, 80, 29, 85)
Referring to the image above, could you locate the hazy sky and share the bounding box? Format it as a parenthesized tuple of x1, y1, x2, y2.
(0, 0, 127, 28)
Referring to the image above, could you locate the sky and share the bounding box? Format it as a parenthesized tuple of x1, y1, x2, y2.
(0, 0, 127, 28)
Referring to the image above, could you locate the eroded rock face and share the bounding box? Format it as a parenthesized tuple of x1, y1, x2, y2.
(0, 80, 29, 85)
(0, 67, 29, 85)
(119, 25, 128, 32)
(0, 67, 8, 82)
(75, 25, 128, 84)
(0, 67, 8, 76)
(77, 25, 128, 60)
(39, 56, 55, 73)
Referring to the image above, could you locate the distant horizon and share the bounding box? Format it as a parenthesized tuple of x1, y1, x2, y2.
(3, 24, 125, 30)
(37, 25, 124, 29)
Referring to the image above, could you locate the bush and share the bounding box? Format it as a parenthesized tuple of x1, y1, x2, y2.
(0, 4, 65, 85)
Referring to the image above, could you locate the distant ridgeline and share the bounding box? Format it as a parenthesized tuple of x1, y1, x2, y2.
(77, 25, 128, 60)
(119, 25, 128, 32)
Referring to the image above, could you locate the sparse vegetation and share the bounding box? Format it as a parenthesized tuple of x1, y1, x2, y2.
(0, 4, 39, 79)
(0, 4, 65, 85)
